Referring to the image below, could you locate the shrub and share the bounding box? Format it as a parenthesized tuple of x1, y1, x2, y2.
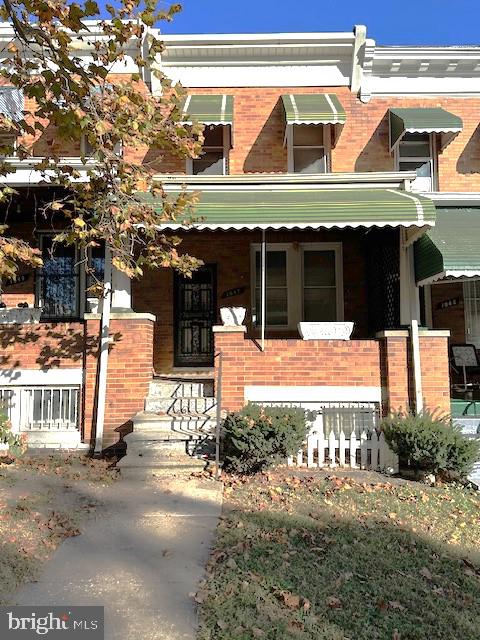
(221, 403, 309, 474)
(0, 408, 27, 457)
(381, 411, 480, 480)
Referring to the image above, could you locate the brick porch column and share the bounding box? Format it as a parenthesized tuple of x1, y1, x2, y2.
(213, 325, 247, 412)
(84, 312, 155, 450)
(377, 329, 450, 416)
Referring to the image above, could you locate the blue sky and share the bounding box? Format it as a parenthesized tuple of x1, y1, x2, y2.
(160, 0, 480, 46)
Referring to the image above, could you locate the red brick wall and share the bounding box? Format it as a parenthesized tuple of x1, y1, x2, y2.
(419, 336, 451, 415)
(83, 317, 154, 449)
(0, 317, 154, 450)
(0, 322, 86, 369)
(133, 228, 371, 373)
(378, 336, 410, 413)
(156, 86, 480, 190)
(378, 333, 451, 415)
(214, 330, 381, 411)
(214, 329, 451, 416)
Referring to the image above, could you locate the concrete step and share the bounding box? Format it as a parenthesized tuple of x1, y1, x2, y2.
(133, 411, 216, 433)
(149, 379, 214, 399)
(145, 395, 217, 414)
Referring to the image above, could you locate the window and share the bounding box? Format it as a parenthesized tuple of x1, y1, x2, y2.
(464, 280, 480, 349)
(255, 251, 288, 326)
(396, 133, 435, 192)
(37, 236, 79, 318)
(303, 250, 337, 321)
(251, 243, 343, 329)
(287, 125, 329, 174)
(36, 235, 105, 319)
(188, 125, 229, 175)
(0, 386, 80, 431)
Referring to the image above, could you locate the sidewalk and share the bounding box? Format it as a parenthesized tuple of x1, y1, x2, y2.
(14, 474, 223, 640)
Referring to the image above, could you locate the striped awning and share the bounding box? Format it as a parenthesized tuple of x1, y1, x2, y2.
(0, 87, 24, 121)
(282, 94, 346, 126)
(415, 207, 480, 285)
(141, 187, 435, 233)
(389, 108, 463, 151)
(182, 94, 234, 126)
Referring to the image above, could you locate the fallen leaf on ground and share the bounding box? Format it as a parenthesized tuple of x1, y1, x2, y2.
(326, 596, 342, 609)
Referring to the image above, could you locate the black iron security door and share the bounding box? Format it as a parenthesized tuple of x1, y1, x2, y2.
(174, 264, 217, 367)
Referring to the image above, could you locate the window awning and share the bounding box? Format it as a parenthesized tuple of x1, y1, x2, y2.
(141, 187, 435, 234)
(182, 94, 234, 126)
(415, 207, 480, 285)
(0, 87, 24, 122)
(389, 108, 463, 152)
(282, 94, 346, 126)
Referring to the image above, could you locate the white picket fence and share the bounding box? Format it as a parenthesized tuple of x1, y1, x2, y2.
(287, 416, 399, 473)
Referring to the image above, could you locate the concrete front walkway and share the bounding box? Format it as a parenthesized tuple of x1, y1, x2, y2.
(14, 474, 223, 640)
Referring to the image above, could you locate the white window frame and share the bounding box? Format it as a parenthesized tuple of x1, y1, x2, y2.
(394, 133, 437, 192)
(186, 125, 230, 175)
(250, 242, 343, 331)
(286, 124, 331, 174)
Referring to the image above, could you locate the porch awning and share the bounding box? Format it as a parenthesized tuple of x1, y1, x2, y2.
(282, 94, 346, 125)
(415, 207, 480, 285)
(143, 187, 435, 233)
(182, 94, 234, 126)
(389, 108, 463, 151)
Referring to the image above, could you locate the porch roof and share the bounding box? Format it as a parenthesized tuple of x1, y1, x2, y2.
(389, 107, 463, 151)
(414, 207, 480, 285)
(142, 185, 435, 234)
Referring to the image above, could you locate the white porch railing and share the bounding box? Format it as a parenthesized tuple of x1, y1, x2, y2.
(288, 416, 399, 473)
(0, 387, 80, 431)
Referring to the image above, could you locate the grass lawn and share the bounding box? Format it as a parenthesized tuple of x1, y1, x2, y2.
(197, 471, 480, 640)
(0, 452, 117, 603)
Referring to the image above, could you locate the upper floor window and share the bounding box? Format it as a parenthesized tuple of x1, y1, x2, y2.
(187, 125, 229, 175)
(286, 125, 329, 174)
(396, 133, 435, 192)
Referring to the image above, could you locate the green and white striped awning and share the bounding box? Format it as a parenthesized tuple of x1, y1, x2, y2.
(141, 187, 435, 232)
(415, 207, 480, 285)
(182, 94, 234, 126)
(282, 94, 346, 125)
(389, 108, 463, 151)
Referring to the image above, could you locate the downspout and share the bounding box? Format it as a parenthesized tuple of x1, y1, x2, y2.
(94, 245, 112, 456)
(261, 228, 266, 352)
(410, 319, 424, 414)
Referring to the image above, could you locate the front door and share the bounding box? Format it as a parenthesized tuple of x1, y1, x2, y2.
(174, 264, 217, 367)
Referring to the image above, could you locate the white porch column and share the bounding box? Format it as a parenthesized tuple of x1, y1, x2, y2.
(399, 229, 420, 325)
(111, 266, 132, 311)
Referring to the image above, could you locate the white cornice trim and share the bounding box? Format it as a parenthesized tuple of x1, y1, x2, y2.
(422, 192, 480, 206)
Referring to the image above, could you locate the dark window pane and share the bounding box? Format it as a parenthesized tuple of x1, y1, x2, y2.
(293, 148, 326, 174)
(304, 250, 336, 286)
(255, 251, 287, 286)
(399, 160, 431, 177)
(293, 125, 323, 146)
(203, 125, 224, 147)
(193, 151, 224, 175)
(255, 287, 288, 325)
(39, 237, 78, 317)
(304, 288, 337, 321)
